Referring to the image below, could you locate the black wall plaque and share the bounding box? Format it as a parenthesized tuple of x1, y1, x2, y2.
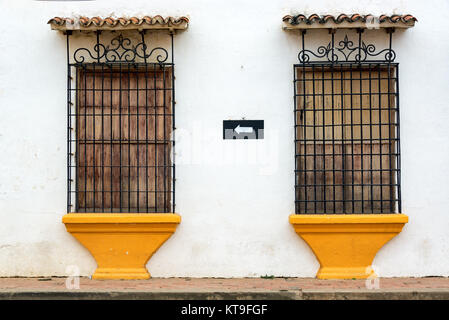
(223, 120, 264, 140)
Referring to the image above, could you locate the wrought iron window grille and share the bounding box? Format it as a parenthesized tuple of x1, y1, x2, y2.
(293, 28, 401, 214)
(298, 28, 396, 64)
(71, 32, 170, 64)
(66, 29, 177, 213)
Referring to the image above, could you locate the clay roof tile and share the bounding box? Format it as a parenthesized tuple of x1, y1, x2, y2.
(282, 13, 417, 29)
(129, 17, 140, 24)
(48, 15, 189, 31)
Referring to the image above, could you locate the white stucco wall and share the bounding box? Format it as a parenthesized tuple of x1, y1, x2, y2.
(0, 0, 448, 277)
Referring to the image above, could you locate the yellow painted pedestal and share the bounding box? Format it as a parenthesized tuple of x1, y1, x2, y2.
(289, 214, 408, 279)
(62, 213, 181, 280)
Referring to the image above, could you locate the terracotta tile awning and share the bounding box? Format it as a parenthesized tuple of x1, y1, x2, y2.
(48, 15, 189, 32)
(283, 14, 417, 30)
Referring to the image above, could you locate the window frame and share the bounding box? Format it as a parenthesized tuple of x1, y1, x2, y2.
(66, 31, 177, 213)
(293, 29, 402, 215)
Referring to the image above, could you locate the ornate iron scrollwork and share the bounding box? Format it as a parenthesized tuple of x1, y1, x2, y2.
(73, 34, 168, 64)
(298, 34, 396, 63)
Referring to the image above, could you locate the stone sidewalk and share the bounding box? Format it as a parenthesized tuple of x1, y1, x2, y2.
(0, 277, 448, 300)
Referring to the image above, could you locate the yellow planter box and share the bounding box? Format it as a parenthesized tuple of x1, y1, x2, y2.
(289, 214, 408, 279)
(62, 213, 181, 280)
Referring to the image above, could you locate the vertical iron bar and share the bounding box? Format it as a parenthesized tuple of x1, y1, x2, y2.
(330, 31, 336, 213)
(321, 64, 326, 213)
(128, 65, 131, 212)
(136, 65, 140, 212)
(119, 63, 122, 212)
(357, 29, 363, 62)
(312, 65, 317, 213)
(140, 31, 147, 213)
(101, 63, 105, 212)
(378, 64, 383, 213)
(293, 63, 298, 214)
(96, 31, 100, 63)
(141, 31, 147, 64)
(94, 30, 100, 209)
(340, 64, 345, 213)
(387, 31, 394, 212)
(396, 64, 402, 213)
(163, 64, 167, 212)
(92, 63, 96, 212)
(96, 31, 104, 212)
(83, 65, 87, 212)
(171, 32, 176, 213)
(154, 63, 158, 211)
(72, 67, 81, 212)
(75, 67, 79, 212)
(349, 63, 355, 213)
(330, 29, 335, 64)
(66, 32, 71, 213)
(77, 66, 81, 209)
(368, 63, 374, 212)
(358, 30, 365, 213)
(293, 65, 300, 214)
(301, 30, 307, 213)
(145, 63, 149, 212)
(110, 64, 113, 212)
(101, 64, 104, 212)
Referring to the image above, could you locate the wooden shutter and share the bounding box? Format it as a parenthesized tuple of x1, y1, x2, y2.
(76, 66, 172, 212)
(296, 66, 396, 213)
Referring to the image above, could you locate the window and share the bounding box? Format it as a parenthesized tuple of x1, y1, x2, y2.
(75, 64, 172, 212)
(63, 29, 180, 213)
(293, 31, 401, 214)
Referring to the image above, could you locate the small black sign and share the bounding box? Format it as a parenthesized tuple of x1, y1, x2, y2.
(223, 120, 264, 140)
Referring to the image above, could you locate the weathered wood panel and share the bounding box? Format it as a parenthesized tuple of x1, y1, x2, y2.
(296, 67, 397, 213)
(77, 66, 172, 212)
